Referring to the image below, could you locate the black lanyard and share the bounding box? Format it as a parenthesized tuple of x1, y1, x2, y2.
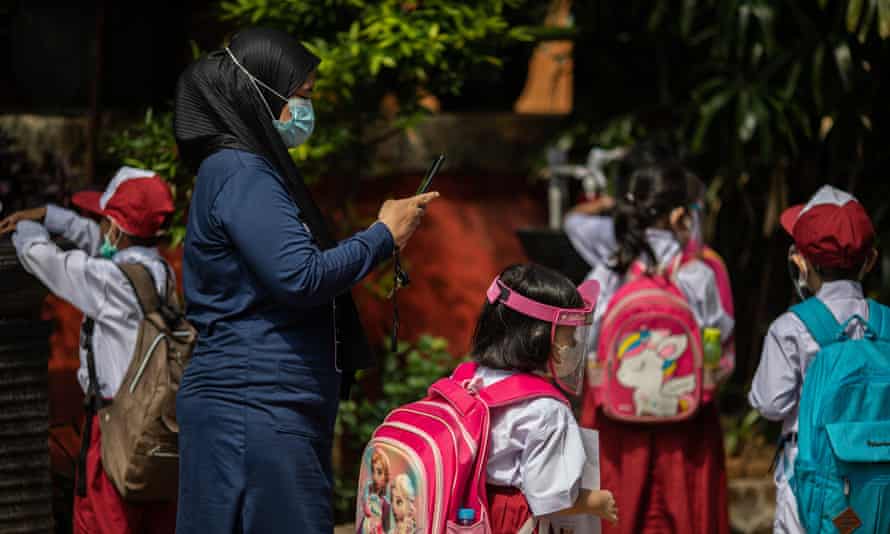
(390, 248, 410, 353)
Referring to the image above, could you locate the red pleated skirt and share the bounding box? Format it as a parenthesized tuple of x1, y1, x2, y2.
(581, 403, 730, 534)
(487, 485, 536, 534)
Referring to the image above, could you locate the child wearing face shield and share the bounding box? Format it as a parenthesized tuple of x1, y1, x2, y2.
(471, 264, 618, 532)
(579, 164, 735, 534)
(0, 167, 176, 534)
(748, 185, 879, 534)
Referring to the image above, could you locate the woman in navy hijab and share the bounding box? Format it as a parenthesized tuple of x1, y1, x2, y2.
(173, 27, 437, 533)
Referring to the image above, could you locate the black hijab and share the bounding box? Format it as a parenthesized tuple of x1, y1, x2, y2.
(174, 27, 373, 397)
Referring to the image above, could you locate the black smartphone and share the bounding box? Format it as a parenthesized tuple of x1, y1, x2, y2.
(417, 154, 445, 195)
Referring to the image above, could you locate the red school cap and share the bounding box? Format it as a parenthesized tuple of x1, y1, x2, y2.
(71, 167, 174, 239)
(779, 185, 875, 270)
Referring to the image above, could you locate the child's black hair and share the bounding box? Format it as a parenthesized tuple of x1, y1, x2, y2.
(611, 164, 691, 274)
(117, 214, 172, 248)
(813, 264, 867, 282)
(616, 135, 684, 199)
(471, 264, 583, 373)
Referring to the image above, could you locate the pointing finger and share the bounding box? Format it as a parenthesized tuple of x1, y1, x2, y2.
(412, 192, 440, 207)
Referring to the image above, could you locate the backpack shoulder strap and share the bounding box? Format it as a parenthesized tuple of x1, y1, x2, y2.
(117, 263, 161, 316)
(868, 300, 890, 341)
(451, 361, 478, 382)
(477, 373, 569, 407)
(791, 297, 841, 347)
(158, 261, 181, 311)
(661, 253, 684, 282)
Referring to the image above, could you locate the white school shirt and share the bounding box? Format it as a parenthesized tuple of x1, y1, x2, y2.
(12, 204, 170, 398)
(748, 280, 868, 435)
(564, 213, 616, 271)
(587, 228, 735, 347)
(474, 366, 586, 517)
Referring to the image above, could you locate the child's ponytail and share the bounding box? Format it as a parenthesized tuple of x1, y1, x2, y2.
(611, 164, 690, 274)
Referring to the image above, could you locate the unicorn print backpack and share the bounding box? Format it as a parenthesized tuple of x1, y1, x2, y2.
(591, 257, 704, 422)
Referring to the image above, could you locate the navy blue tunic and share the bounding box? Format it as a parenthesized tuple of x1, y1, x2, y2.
(176, 149, 393, 533)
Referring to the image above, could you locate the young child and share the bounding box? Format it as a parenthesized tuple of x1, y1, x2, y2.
(749, 185, 877, 534)
(581, 164, 734, 534)
(470, 263, 618, 533)
(0, 167, 177, 534)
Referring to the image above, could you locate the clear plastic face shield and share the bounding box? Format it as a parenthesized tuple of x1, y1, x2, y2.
(685, 201, 704, 256)
(486, 278, 600, 395)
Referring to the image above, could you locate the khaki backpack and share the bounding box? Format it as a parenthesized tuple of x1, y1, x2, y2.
(92, 262, 196, 501)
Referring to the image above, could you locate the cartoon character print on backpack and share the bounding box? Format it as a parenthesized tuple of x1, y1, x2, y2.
(390, 473, 419, 534)
(360, 446, 392, 534)
(616, 329, 696, 417)
(357, 442, 424, 534)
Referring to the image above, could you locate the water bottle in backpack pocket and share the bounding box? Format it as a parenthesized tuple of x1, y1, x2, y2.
(789, 298, 890, 533)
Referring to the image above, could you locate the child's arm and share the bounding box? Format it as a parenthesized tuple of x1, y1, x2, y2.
(0, 205, 101, 255)
(514, 400, 619, 522)
(676, 262, 735, 341)
(12, 220, 109, 319)
(551, 488, 618, 523)
(563, 213, 617, 270)
(43, 204, 102, 255)
(749, 318, 802, 421)
(569, 196, 616, 216)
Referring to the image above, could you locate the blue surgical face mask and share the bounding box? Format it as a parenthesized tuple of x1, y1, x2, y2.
(273, 97, 315, 147)
(100, 230, 120, 259)
(226, 47, 315, 148)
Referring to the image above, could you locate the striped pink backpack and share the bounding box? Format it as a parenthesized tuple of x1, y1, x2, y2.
(355, 361, 566, 534)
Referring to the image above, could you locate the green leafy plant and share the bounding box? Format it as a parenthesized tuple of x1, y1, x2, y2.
(333, 334, 459, 521)
(102, 109, 191, 246)
(723, 407, 763, 458)
(561, 1, 890, 401)
(101, 1, 540, 237)
(221, 0, 538, 187)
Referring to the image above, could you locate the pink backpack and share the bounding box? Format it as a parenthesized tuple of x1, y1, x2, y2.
(688, 246, 736, 398)
(355, 361, 567, 534)
(591, 257, 704, 423)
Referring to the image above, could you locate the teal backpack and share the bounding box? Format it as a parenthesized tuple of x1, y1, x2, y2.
(789, 298, 890, 533)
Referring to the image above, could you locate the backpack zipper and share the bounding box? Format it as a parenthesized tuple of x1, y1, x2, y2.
(412, 401, 478, 455)
(601, 288, 694, 328)
(812, 375, 890, 428)
(129, 333, 167, 394)
(147, 445, 178, 458)
(388, 408, 463, 464)
(387, 408, 462, 507)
